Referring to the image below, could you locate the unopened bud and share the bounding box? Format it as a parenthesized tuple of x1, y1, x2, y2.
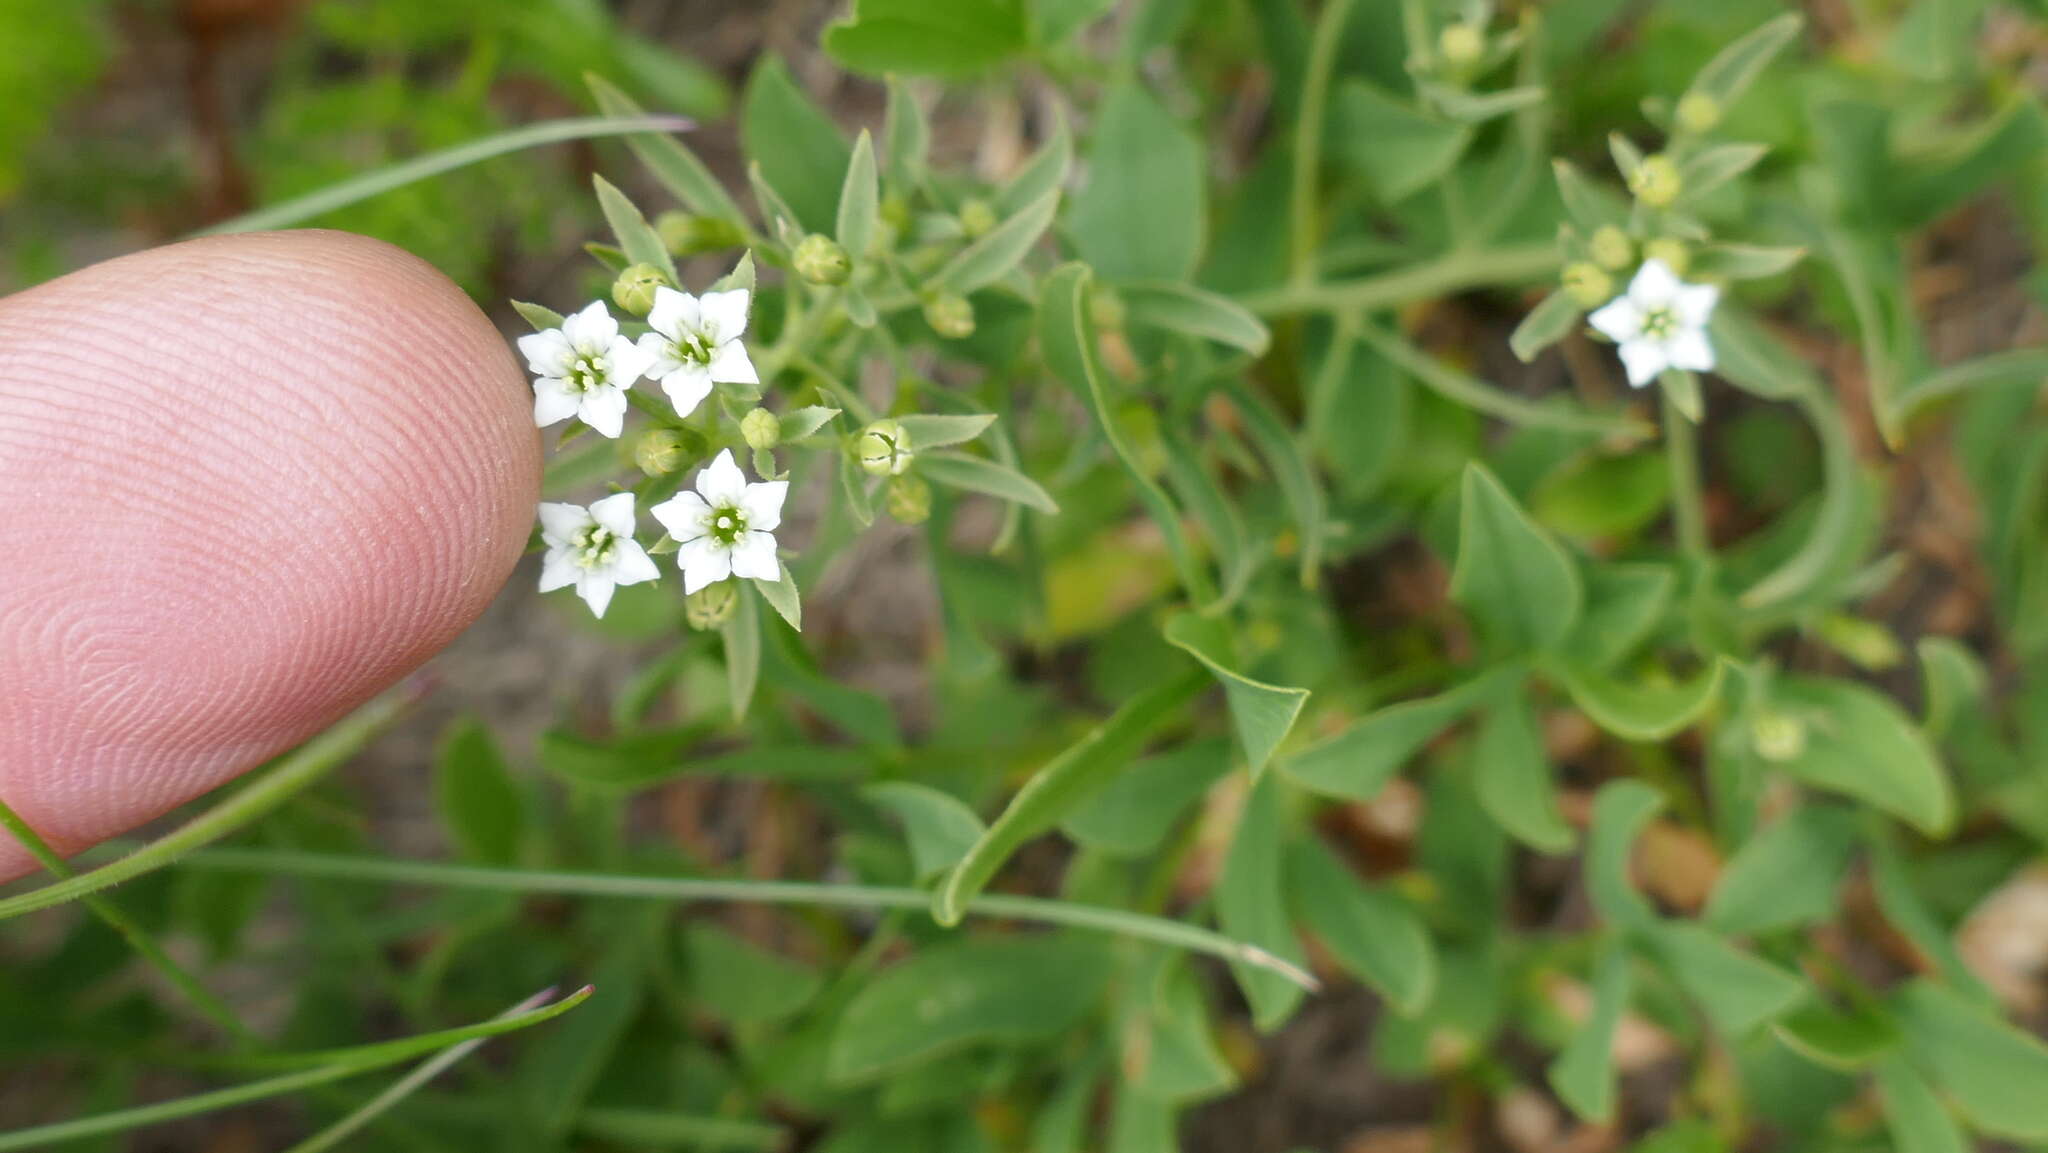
(880, 193, 913, 232)
(857, 418, 913, 476)
(685, 581, 739, 630)
(612, 263, 670, 316)
(1675, 92, 1721, 135)
(794, 233, 851, 285)
(635, 428, 689, 477)
(924, 293, 975, 339)
(1628, 154, 1683, 208)
(1562, 262, 1613, 308)
(885, 475, 933, 524)
(1750, 710, 1807, 763)
(958, 198, 998, 239)
(656, 211, 745, 256)
(1643, 237, 1691, 276)
(1589, 226, 1634, 271)
(740, 407, 781, 451)
(1438, 22, 1485, 68)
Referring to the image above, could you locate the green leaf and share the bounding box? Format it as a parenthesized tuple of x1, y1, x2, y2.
(1069, 81, 1205, 281)
(823, 0, 1030, 78)
(1689, 243, 1806, 281)
(1916, 636, 1987, 740)
(1219, 378, 1325, 586)
(1328, 82, 1470, 204)
(827, 936, 1113, 1083)
(1891, 979, 2048, 1140)
(723, 590, 762, 722)
(1281, 675, 1496, 801)
(1557, 659, 1725, 742)
(1510, 291, 1583, 362)
(1708, 306, 1817, 402)
(997, 108, 1072, 214)
(1216, 773, 1306, 1029)
(1123, 961, 1237, 1102)
(1162, 614, 1310, 778)
(1869, 833, 1993, 1003)
(1772, 1000, 1901, 1070)
(593, 173, 677, 282)
(586, 75, 746, 227)
(1561, 562, 1674, 671)
(1289, 840, 1436, 1015)
(836, 129, 879, 260)
(1678, 143, 1767, 200)
(918, 450, 1059, 514)
(1361, 324, 1645, 438)
(840, 450, 876, 527)
(1552, 159, 1629, 234)
(1119, 282, 1272, 355)
(1584, 780, 1662, 930)
(537, 727, 708, 790)
(1768, 676, 1954, 836)
(433, 717, 523, 866)
(753, 563, 801, 632)
(1532, 451, 1671, 541)
(713, 249, 757, 295)
(930, 186, 1060, 294)
(1646, 922, 1806, 1035)
(1062, 739, 1233, 856)
(896, 413, 996, 451)
(681, 924, 822, 1025)
(740, 56, 849, 234)
(1548, 943, 1631, 1123)
(1894, 348, 2048, 429)
(1420, 82, 1546, 124)
(1451, 462, 1583, 655)
(933, 669, 1204, 924)
(882, 77, 929, 192)
(1875, 1055, 1971, 1153)
(1684, 13, 1805, 111)
(1035, 0, 1116, 43)
(512, 300, 566, 330)
(518, 950, 643, 1135)
(780, 405, 841, 442)
(1704, 805, 1858, 936)
(1660, 368, 1703, 423)
(1473, 691, 1573, 853)
(863, 782, 988, 881)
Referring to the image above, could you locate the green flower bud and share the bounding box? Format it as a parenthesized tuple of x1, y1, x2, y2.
(1643, 237, 1691, 276)
(924, 293, 975, 340)
(1628, 154, 1683, 208)
(1589, 226, 1634, 271)
(794, 233, 851, 286)
(740, 407, 781, 451)
(885, 474, 933, 525)
(857, 418, 914, 476)
(1561, 262, 1614, 308)
(1437, 21, 1485, 68)
(612, 263, 670, 317)
(656, 211, 745, 256)
(1088, 283, 1127, 332)
(880, 193, 913, 232)
(634, 428, 689, 477)
(1749, 710, 1807, 763)
(1675, 92, 1721, 135)
(957, 197, 998, 239)
(685, 581, 740, 631)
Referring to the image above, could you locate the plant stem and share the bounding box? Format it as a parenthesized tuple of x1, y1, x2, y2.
(1238, 242, 1559, 317)
(1290, 0, 1359, 288)
(1662, 389, 1710, 562)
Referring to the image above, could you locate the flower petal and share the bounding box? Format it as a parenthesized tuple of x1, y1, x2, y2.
(611, 539, 661, 586)
(678, 535, 733, 594)
(605, 336, 654, 384)
(578, 573, 617, 618)
(660, 363, 715, 418)
(651, 490, 712, 541)
(537, 501, 591, 543)
(1665, 329, 1715, 373)
(532, 377, 580, 427)
(740, 479, 788, 533)
(578, 385, 629, 439)
(729, 531, 780, 581)
(707, 339, 759, 386)
(562, 300, 619, 351)
(516, 329, 574, 376)
(1618, 339, 1669, 387)
(1674, 283, 1720, 328)
(699, 289, 751, 344)
(694, 448, 748, 506)
(646, 286, 700, 340)
(538, 548, 580, 592)
(1587, 297, 1643, 343)
(588, 491, 638, 538)
(1628, 259, 1681, 308)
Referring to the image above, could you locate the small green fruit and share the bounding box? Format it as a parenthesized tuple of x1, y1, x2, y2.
(924, 293, 975, 339)
(656, 212, 744, 256)
(611, 263, 670, 317)
(1628, 154, 1683, 208)
(685, 581, 740, 630)
(857, 418, 914, 476)
(1561, 262, 1613, 308)
(1589, 226, 1634, 271)
(885, 475, 933, 525)
(1643, 238, 1691, 276)
(740, 407, 781, 451)
(958, 198, 998, 239)
(1675, 92, 1721, 135)
(634, 429, 689, 477)
(794, 234, 851, 286)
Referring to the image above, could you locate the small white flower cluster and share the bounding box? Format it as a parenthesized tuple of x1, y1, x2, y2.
(521, 270, 785, 618)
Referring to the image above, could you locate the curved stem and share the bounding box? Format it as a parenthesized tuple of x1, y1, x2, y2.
(1662, 390, 1709, 562)
(1291, 0, 1360, 287)
(1238, 242, 1560, 317)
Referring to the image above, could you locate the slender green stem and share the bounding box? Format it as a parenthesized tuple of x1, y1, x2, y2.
(1358, 320, 1649, 437)
(171, 844, 1319, 991)
(0, 798, 257, 1043)
(1238, 242, 1560, 317)
(1290, 0, 1359, 287)
(1662, 390, 1710, 562)
(576, 1110, 785, 1150)
(0, 689, 415, 921)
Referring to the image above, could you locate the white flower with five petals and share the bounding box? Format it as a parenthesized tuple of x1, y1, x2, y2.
(517, 302, 652, 438)
(650, 450, 786, 594)
(636, 285, 759, 417)
(538, 492, 659, 617)
(1588, 258, 1719, 387)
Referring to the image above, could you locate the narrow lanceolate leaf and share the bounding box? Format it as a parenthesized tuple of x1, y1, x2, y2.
(862, 781, 987, 881)
(434, 718, 524, 866)
(1646, 922, 1806, 1035)
(1289, 840, 1436, 1015)
(779, 405, 841, 442)
(722, 589, 762, 722)
(836, 129, 879, 259)
(1548, 943, 1632, 1123)
(1704, 805, 1858, 936)
(753, 562, 801, 632)
(997, 107, 1072, 214)
(1510, 290, 1582, 362)
(933, 668, 1206, 925)
(1552, 159, 1629, 234)
(918, 450, 1059, 514)
(587, 75, 745, 226)
(1473, 692, 1574, 853)
(1119, 282, 1271, 355)
(1768, 676, 1954, 836)
(593, 174, 678, 282)
(1556, 658, 1725, 742)
(1679, 143, 1768, 200)
(1452, 462, 1583, 655)
(931, 186, 1060, 295)
(895, 413, 997, 451)
(1891, 979, 2048, 1140)
(1281, 673, 1499, 801)
(1584, 780, 1663, 930)
(1690, 243, 1806, 282)
(1685, 13, 1804, 109)
(1217, 773, 1307, 1030)
(1220, 378, 1325, 586)
(882, 77, 930, 191)
(1162, 614, 1310, 778)
(1773, 1000, 1902, 1070)
(512, 300, 566, 331)
(1876, 1055, 1972, 1153)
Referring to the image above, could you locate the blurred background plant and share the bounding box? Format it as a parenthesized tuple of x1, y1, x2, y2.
(4, 1, 2048, 1152)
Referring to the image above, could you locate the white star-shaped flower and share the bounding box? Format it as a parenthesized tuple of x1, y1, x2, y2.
(537, 492, 659, 617)
(1588, 258, 1720, 387)
(650, 449, 786, 594)
(636, 285, 759, 418)
(517, 301, 651, 438)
